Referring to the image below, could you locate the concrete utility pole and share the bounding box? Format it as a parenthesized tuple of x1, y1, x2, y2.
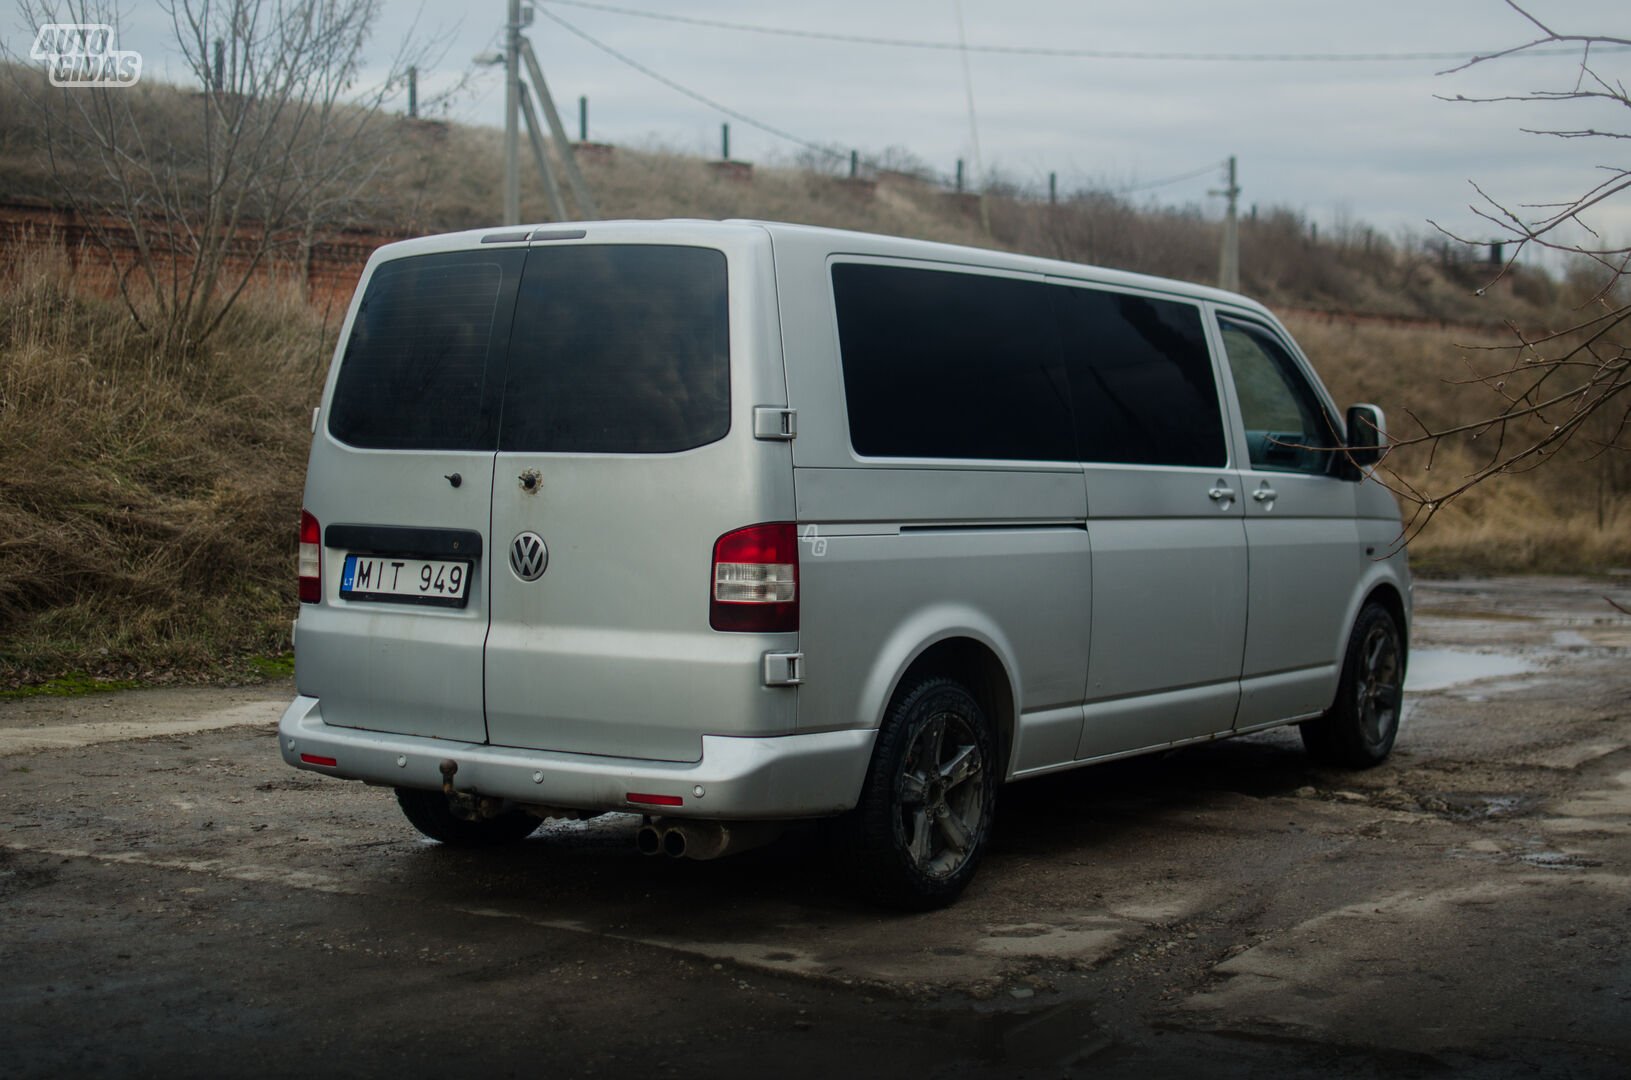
(520, 38, 598, 218)
(503, 0, 521, 225)
(518, 82, 568, 222)
(953, 0, 990, 234)
(487, 1, 598, 223)
(1212, 155, 1240, 293)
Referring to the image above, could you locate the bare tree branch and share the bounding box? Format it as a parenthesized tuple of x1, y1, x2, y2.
(7, 0, 449, 354)
(1364, 3, 1631, 546)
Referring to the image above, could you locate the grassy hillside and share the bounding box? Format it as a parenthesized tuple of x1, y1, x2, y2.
(0, 64, 1566, 330)
(300, 126, 1572, 330)
(0, 249, 328, 689)
(0, 70, 1626, 688)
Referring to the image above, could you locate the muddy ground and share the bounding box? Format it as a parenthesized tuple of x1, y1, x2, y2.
(2, 577, 1628, 1078)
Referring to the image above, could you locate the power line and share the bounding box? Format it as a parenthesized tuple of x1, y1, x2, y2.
(539, 7, 1222, 201)
(538, 0, 1625, 63)
(538, 8, 849, 164)
(1114, 162, 1224, 194)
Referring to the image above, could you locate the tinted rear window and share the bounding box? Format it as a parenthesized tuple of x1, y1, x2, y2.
(1052, 287, 1225, 467)
(500, 245, 730, 453)
(328, 250, 522, 451)
(832, 263, 1073, 461)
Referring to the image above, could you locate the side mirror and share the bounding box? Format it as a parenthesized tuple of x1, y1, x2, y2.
(1345, 403, 1386, 469)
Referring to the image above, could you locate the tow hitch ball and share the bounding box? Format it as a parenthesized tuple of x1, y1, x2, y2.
(437, 758, 504, 822)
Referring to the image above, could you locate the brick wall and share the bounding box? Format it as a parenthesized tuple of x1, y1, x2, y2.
(0, 197, 405, 310)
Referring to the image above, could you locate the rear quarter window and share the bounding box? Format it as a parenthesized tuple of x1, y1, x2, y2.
(832, 262, 1073, 461)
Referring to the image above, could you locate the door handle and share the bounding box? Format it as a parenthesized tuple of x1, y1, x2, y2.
(1208, 483, 1235, 502)
(1252, 485, 1279, 502)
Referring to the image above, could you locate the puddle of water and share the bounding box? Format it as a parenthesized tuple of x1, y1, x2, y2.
(1405, 649, 1542, 693)
(1551, 630, 1592, 648)
(1414, 608, 1539, 623)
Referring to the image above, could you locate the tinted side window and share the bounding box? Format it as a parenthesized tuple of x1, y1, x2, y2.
(501, 246, 730, 453)
(328, 250, 522, 451)
(1219, 318, 1335, 475)
(832, 263, 1072, 461)
(1052, 286, 1225, 467)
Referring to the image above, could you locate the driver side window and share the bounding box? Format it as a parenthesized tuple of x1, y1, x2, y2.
(1219, 318, 1335, 475)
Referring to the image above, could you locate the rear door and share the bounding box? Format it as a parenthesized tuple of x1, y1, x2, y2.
(297, 248, 522, 743)
(483, 238, 787, 763)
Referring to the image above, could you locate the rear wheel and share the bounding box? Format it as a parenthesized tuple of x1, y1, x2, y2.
(394, 788, 540, 847)
(845, 677, 997, 910)
(1300, 603, 1405, 767)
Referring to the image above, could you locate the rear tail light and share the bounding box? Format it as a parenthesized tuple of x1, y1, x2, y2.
(298, 509, 321, 603)
(710, 522, 798, 632)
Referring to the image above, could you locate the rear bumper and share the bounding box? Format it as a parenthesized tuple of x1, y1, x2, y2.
(278, 695, 875, 820)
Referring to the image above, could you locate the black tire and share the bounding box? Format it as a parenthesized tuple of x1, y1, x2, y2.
(394, 787, 540, 847)
(843, 677, 997, 910)
(1300, 603, 1405, 768)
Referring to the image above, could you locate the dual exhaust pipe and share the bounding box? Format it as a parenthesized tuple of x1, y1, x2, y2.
(635, 818, 783, 861)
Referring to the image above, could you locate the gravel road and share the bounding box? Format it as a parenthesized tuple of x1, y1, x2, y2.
(2, 577, 1628, 1078)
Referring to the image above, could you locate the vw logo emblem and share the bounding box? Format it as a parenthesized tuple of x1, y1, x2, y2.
(509, 532, 548, 581)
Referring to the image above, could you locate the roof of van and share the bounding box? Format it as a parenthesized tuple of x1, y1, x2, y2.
(737, 219, 1265, 312)
(364, 218, 1272, 317)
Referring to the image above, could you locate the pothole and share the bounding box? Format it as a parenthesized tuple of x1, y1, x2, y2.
(1517, 851, 1603, 870)
(1300, 786, 1533, 821)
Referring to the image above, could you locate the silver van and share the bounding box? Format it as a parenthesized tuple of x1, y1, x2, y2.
(280, 220, 1409, 908)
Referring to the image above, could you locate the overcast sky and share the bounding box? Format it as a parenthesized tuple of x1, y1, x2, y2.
(13, 1, 1629, 253)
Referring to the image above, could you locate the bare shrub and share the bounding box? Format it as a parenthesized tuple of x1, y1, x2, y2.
(8, 0, 438, 354)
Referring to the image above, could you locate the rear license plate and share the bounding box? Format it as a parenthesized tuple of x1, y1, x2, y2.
(340, 555, 472, 608)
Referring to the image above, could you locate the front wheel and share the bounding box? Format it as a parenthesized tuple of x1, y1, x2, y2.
(394, 788, 540, 847)
(844, 677, 997, 910)
(1300, 603, 1405, 768)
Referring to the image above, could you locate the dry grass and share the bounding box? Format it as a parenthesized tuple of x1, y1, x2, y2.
(1405, 501, 1631, 576)
(0, 248, 332, 685)
(1287, 314, 1631, 576)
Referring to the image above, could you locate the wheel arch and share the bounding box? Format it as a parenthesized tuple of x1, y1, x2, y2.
(1319, 576, 1410, 718)
(890, 636, 1017, 783)
(1358, 581, 1410, 675)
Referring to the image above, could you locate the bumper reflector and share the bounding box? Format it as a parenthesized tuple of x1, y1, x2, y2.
(300, 753, 338, 767)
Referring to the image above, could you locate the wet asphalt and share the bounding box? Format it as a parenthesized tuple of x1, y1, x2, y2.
(2, 577, 1629, 1078)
